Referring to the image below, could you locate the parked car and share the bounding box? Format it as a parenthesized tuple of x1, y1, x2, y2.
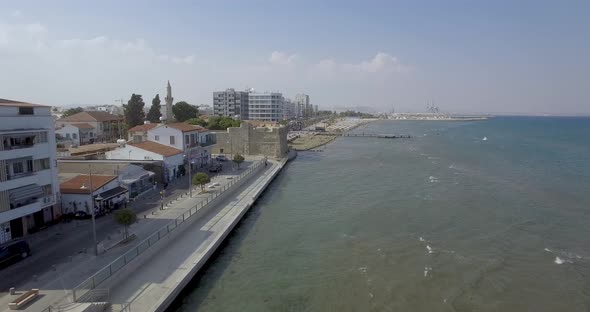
(215, 155, 227, 162)
(209, 164, 223, 173)
(0, 240, 31, 269)
(74, 211, 91, 219)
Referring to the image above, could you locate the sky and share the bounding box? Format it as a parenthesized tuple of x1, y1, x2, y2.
(1, 0, 589, 115)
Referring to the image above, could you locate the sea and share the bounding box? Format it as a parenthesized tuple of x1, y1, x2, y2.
(171, 117, 590, 312)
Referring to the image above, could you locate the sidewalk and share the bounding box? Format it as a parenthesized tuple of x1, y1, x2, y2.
(0, 172, 193, 293)
(0, 159, 265, 312)
(107, 160, 285, 311)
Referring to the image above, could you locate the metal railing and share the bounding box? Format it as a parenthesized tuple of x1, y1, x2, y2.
(71, 160, 264, 302)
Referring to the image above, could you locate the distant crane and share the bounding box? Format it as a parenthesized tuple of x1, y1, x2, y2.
(426, 100, 439, 114)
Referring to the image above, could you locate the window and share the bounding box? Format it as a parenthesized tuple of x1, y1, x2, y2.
(72, 133, 77, 139)
(155, 135, 159, 141)
(89, 132, 94, 138)
(13, 162, 24, 174)
(26, 159, 33, 172)
(185, 135, 189, 145)
(170, 136, 175, 145)
(38, 132, 48, 143)
(66, 133, 71, 139)
(18, 107, 34, 115)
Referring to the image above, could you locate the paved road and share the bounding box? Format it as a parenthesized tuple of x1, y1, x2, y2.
(0, 159, 240, 292)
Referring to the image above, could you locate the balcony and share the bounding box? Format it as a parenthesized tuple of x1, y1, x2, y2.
(7, 171, 36, 181)
(0, 195, 54, 224)
(199, 141, 214, 147)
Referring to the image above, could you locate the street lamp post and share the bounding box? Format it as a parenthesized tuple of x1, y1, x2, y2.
(185, 151, 196, 198)
(80, 165, 98, 256)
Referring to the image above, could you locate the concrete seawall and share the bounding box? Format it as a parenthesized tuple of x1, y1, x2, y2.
(107, 158, 288, 311)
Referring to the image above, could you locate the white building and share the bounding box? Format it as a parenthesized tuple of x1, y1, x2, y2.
(85, 105, 122, 116)
(60, 174, 128, 214)
(213, 89, 249, 120)
(146, 123, 214, 168)
(282, 98, 296, 120)
(55, 123, 95, 146)
(294, 93, 310, 118)
(247, 91, 284, 121)
(105, 141, 184, 182)
(56, 111, 123, 143)
(0, 99, 59, 244)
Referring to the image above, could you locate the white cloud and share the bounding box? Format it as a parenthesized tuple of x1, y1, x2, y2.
(11, 10, 22, 18)
(269, 51, 299, 66)
(313, 52, 407, 74)
(0, 20, 193, 66)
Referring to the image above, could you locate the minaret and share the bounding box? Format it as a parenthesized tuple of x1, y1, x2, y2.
(162, 80, 175, 123)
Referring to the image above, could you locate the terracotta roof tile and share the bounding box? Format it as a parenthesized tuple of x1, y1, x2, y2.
(59, 111, 121, 122)
(71, 123, 95, 129)
(129, 141, 183, 157)
(128, 123, 159, 132)
(60, 174, 117, 194)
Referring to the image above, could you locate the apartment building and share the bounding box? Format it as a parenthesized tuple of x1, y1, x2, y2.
(294, 93, 310, 118)
(213, 89, 249, 120)
(248, 91, 284, 121)
(0, 99, 59, 243)
(283, 98, 296, 120)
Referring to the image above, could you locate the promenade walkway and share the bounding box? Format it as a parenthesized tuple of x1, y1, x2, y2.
(0, 158, 272, 312)
(106, 160, 284, 311)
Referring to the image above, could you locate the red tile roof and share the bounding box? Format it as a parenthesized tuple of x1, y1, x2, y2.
(59, 111, 121, 122)
(128, 123, 159, 132)
(129, 141, 183, 157)
(71, 123, 95, 129)
(60, 174, 117, 194)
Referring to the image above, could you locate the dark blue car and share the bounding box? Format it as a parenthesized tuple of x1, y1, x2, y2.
(0, 240, 31, 269)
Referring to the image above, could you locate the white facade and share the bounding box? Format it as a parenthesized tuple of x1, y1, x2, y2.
(55, 124, 81, 146)
(282, 98, 296, 120)
(147, 124, 213, 167)
(105, 144, 184, 182)
(294, 93, 310, 118)
(147, 126, 189, 151)
(247, 92, 284, 121)
(0, 101, 59, 243)
(61, 178, 125, 214)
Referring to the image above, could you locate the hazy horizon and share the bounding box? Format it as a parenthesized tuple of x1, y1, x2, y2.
(1, 0, 589, 115)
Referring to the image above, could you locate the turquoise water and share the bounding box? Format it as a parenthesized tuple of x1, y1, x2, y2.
(172, 117, 590, 311)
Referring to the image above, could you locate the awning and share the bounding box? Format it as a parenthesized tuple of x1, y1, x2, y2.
(96, 186, 128, 201)
(9, 184, 43, 202)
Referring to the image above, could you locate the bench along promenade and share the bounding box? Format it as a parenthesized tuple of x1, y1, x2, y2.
(0, 157, 287, 312)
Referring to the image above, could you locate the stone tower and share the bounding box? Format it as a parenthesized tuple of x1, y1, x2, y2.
(161, 80, 175, 123)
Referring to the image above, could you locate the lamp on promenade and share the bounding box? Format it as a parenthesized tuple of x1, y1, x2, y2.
(184, 152, 196, 198)
(80, 165, 98, 256)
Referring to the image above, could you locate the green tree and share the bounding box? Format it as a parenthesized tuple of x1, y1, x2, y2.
(146, 94, 162, 123)
(207, 116, 241, 130)
(192, 172, 210, 191)
(232, 153, 245, 169)
(114, 209, 137, 239)
(62, 107, 84, 118)
(186, 117, 208, 127)
(123, 94, 146, 128)
(172, 101, 198, 122)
